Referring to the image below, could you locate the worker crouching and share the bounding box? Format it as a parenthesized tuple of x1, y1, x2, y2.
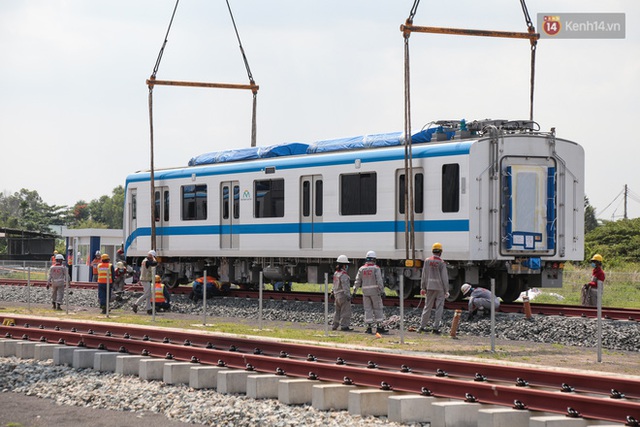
(150, 275, 171, 313)
(460, 283, 500, 320)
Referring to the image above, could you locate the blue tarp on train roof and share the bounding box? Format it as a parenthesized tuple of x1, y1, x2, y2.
(305, 128, 456, 154)
(188, 142, 309, 166)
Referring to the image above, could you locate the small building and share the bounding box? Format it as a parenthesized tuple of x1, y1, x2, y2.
(0, 227, 57, 261)
(62, 228, 123, 282)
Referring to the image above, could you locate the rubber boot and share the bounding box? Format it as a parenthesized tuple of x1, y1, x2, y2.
(56, 303, 62, 311)
(376, 325, 388, 334)
(365, 325, 373, 334)
(52, 302, 57, 309)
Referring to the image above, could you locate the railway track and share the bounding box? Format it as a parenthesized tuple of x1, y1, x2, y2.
(0, 314, 638, 425)
(2, 278, 639, 321)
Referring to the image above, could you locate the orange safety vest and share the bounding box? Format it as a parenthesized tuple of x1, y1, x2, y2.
(195, 276, 222, 289)
(91, 257, 100, 275)
(152, 283, 166, 303)
(97, 262, 113, 284)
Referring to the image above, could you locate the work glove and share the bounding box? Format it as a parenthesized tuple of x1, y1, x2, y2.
(445, 292, 450, 298)
(380, 292, 386, 298)
(46, 284, 50, 290)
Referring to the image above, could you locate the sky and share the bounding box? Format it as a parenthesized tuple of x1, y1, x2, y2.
(1, 0, 639, 220)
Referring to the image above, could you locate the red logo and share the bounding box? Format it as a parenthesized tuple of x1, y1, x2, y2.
(543, 15, 562, 36)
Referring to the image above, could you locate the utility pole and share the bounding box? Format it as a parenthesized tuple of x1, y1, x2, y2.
(624, 184, 628, 220)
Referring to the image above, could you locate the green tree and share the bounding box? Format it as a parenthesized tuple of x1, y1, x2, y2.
(584, 217, 640, 266)
(584, 196, 598, 234)
(0, 189, 66, 233)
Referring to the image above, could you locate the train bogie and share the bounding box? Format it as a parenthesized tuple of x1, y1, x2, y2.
(124, 120, 584, 301)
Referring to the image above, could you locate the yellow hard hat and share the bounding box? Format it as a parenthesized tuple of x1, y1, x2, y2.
(155, 275, 162, 282)
(101, 253, 110, 260)
(432, 242, 443, 252)
(591, 254, 603, 263)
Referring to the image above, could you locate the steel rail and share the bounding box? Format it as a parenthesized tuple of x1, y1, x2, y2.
(1, 315, 639, 423)
(2, 279, 640, 320)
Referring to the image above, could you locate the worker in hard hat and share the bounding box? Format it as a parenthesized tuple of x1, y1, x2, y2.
(47, 253, 69, 311)
(150, 275, 171, 312)
(418, 242, 449, 334)
(96, 253, 114, 314)
(133, 250, 158, 315)
(581, 254, 605, 307)
(89, 250, 101, 282)
(353, 250, 387, 334)
(460, 283, 500, 319)
(331, 255, 353, 331)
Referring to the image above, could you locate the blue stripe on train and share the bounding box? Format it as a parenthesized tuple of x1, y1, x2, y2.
(124, 219, 469, 252)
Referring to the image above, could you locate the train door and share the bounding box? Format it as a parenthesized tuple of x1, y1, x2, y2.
(395, 169, 424, 251)
(221, 181, 240, 249)
(127, 189, 137, 252)
(154, 186, 169, 251)
(501, 159, 557, 256)
(300, 175, 323, 249)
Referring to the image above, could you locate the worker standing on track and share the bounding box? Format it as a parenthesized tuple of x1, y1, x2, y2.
(418, 242, 449, 334)
(353, 250, 387, 334)
(582, 254, 605, 307)
(96, 253, 114, 314)
(132, 250, 158, 315)
(331, 255, 353, 331)
(461, 283, 500, 319)
(47, 253, 69, 311)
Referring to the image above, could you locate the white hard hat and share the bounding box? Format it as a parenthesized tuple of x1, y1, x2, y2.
(461, 283, 472, 295)
(365, 250, 376, 259)
(336, 254, 350, 264)
(55, 254, 64, 260)
(148, 250, 157, 257)
(95, 250, 100, 256)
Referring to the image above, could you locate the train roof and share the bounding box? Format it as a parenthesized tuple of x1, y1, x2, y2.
(127, 119, 560, 183)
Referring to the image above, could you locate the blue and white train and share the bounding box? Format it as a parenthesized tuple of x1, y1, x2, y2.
(123, 119, 585, 302)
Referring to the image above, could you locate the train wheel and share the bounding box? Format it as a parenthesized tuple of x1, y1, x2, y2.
(501, 277, 524, 303)
(399, 279, 418, 299)
(166, 274, 180, 289)
(446, 274, 464, 302)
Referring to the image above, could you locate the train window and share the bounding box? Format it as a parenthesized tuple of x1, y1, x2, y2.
(340, 172, 376, 215)
(164, 190, 170, 222)
(442, 164, 460, 213)
(254, 179, 285, 218)
(233, 185, 239, 219)
(315, 180, 323, 216)
(181, 184, 208, 220)
(302, 181, 310, 217)
(398, 173, 424, 214)
(131, 192, 137, 220)
(154, 191, 160, 222)
(222, 186, 230, 220)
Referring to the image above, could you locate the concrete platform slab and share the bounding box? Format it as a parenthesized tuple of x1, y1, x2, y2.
(72, 349, 102, 369)
(246, 374, 281, 399)
(217, 370, 252, 394)
(53, 346, 76, 366)
(0, 339, 17, 357)
(278, 379, 317, 405)
(312, 384, 356, 411)
(139, 359, 169, 381)
(189, 366, 227, 389)
(529, 415, 589, 427)
(115, 355, 148, 376)
(388, 395, 448, 423)
(348, 389, 394, 417)
(15, 341, 37, 359)
(34, 343, 62, 361)
(94, 352, 119, 372)
(477, 407, 530, 427)
(163, 362, 194, 385)
(431, 401, 482, 427)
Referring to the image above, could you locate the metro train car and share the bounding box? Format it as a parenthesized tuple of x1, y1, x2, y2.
(123, 119, 585, 302)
